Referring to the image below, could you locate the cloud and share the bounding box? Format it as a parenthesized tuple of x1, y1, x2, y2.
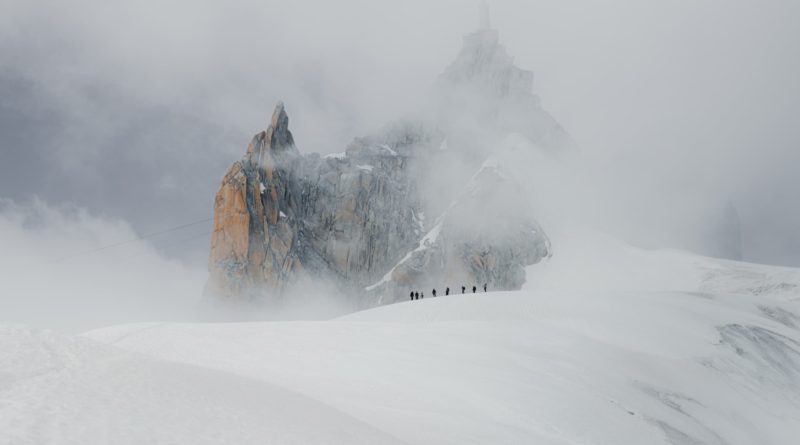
(0, 198, 206, 332)
(0, 0, 799, 269)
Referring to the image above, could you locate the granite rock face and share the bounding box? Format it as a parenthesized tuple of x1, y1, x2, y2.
(207, 105, 426, 300)
(207, 102, 300, 297)
(369, 164, 551, 298)
(206, 25, 566, 304)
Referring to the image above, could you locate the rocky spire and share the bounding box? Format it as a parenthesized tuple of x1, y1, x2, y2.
(438, 4, 531, 100)
(268, 101, 294, 151)
(205, 11, 573, 302)
(433, 5, 577, 156)
(244, 102, 297, 168)
(207, 102, 301, 299)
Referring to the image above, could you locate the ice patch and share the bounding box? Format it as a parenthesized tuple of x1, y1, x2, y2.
(365, 219, 443, 291)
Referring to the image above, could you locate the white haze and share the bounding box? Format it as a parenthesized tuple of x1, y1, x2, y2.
(0, 199, 205, 332)
(1, 0, 799, 328)
(0, 199, 362, 331)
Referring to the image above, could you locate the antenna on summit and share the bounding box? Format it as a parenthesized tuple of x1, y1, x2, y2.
(479, 1, 491, 30)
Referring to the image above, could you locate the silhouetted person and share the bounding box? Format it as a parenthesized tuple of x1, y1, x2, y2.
(472, 285, 476, 293)
(483, 283, 487, 292)
(446, 287, 450, 296)
(415, 292, 419, 300)
(410, 291, 414, 301)
(432, 289, 437, 297)
(421, 292, 424, 299)
(461, 286, 466, 294)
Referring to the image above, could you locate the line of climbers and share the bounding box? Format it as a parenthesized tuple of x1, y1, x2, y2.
(409, 283, 488, 301)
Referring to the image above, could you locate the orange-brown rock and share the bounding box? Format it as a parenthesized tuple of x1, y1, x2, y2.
(203, 6, 570, 303)
(206, 103, 301, 298)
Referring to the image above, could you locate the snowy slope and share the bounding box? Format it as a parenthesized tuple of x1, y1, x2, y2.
(0, 326, 406, 445)
(3, 238, 800, 444)
(76, 286, 799, 445)
(525, 228, 800, 302)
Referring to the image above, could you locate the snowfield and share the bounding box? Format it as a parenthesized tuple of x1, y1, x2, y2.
(2, 240, 800, 444)
(0, 326, 405, 445)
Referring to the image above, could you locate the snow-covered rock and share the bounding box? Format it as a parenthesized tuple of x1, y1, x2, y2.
(207, 21, 570, 303)
(206, 103, 424, 301)
(368, 163, 550, 300)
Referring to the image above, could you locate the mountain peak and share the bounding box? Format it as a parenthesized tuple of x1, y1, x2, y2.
(207, 14, 573, 301)
(268, 101, 294, 151)
(438, 16, 532, 101)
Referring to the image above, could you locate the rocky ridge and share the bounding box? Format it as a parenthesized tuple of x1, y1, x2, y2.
(206, 23, 566, 304)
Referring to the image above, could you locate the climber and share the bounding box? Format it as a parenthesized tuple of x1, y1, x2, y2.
(483, 283, 487, 292)
(432, 289, 437, 298)
(415, 292, 419, 300)
(461, 286, 466, 294)
(410, 291, 414, 301)
(446, 287, 450, 296)
(421, 292, 425, 299)
(472, 285, 476, 293)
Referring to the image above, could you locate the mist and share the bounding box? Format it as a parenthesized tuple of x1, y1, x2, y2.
(1, 0, 799, 329)
(0, 198, 205, 332)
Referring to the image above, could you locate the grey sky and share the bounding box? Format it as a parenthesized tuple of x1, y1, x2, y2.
(1, 0, 799, 266)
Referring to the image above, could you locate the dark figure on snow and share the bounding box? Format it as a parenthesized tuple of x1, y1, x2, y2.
(462, 286, 466, 294)
(421, 292, 424, 299)
(415, 292, 419, 300)
(432, 289, 437, 297)
(483, 283, 487, 292)
(446, 287, 450, 296)
(472, 285, 477, 293)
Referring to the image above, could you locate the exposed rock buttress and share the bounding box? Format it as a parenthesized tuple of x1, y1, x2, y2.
(206, 23, 564, 303)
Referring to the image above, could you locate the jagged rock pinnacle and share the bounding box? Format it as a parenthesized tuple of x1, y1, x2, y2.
(206, 15, 572, 302)
(267, 101, 294, 152)
(243, 101, 297, 168)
